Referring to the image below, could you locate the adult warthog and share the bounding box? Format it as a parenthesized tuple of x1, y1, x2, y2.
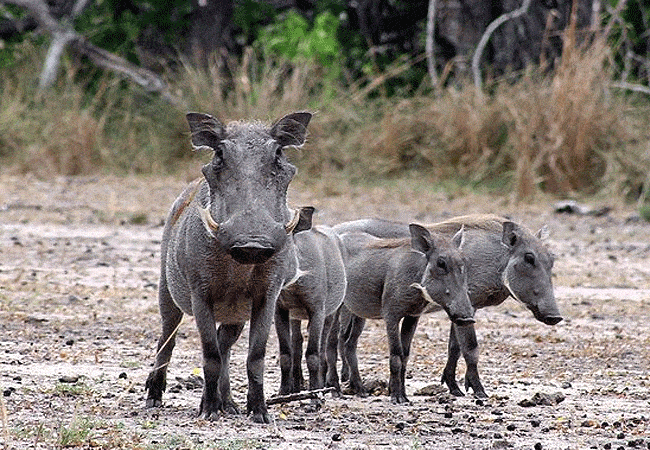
(331, 225, 474, 404)
(145, 111, 312, 423)
(333, 214, 562, 398)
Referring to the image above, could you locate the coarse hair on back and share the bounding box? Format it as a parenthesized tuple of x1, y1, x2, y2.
(426, 214, 507, 234)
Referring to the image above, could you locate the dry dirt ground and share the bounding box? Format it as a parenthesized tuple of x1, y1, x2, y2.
(0, 173, 649, 450)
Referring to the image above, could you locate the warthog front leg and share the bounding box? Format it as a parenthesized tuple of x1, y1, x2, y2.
(386, 316, 419, 404)
(193, 295, 226, 420)
(145, 281, 183, 407)
(291, 319, 306, 391)
(247, 292, 277, 424)
(442, 323, 487, 398)
(342, 314, 367, 397)
(305, 309, 325, 391)
(275, 306, 294, 395)
(324, 307, 342, 395)
(216, 323, 245, 414)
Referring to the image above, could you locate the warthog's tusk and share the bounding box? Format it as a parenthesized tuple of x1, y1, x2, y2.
(284, 209, 301, 234)
(410, 282, 435, 304)
(502, 267, 521, 303)
(199, 204, 220, 235)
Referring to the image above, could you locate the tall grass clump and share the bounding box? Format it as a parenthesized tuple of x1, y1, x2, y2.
(350, 26, 641, 199)
(0, 43, 187, 176)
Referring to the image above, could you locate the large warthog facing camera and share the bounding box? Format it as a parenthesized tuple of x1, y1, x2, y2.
(145, 111, 312, 423)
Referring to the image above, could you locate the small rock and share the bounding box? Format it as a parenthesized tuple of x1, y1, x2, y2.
(530, 419, 541, 428)
(506, 424, 516, 431)
(118, 372, 127, 379)
(331, 433, 342, 442)
(414, 384, 448, 396)
(534, 443, 542, 450)
(518, 392, 565, 407)
(59, 375, 79, 383)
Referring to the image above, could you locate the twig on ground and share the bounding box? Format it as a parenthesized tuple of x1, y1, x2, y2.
(267, 387, 336, 405)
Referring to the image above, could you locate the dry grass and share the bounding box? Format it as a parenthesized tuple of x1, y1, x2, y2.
(1, 34, 648, 199)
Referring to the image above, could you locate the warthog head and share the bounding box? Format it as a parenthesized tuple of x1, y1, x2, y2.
(187, 111, 312, 265)
(501, 222, 563, 325)
(409, 224, 475, 326)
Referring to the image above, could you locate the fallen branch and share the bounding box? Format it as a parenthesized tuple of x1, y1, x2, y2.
(472, 0, 532, 90)
(267, 387, 336, 405)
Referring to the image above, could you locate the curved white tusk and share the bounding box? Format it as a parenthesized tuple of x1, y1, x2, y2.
(198, 204, 220, 235)
(284, 208, 301, 234)
(410, 282, 435, 304)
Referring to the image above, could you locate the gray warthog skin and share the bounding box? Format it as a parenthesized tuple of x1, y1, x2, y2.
(332, 214, 562, 398)
(145, 111, 312, 424)
(275, 223, 347, 395)
(330, 225, 474, 404)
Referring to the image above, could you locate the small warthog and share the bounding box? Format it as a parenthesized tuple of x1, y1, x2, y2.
(330, 224, 474, 404)
(145, 111, 312, 423)
(275, 223, 347, 395)
(333, 214, 562, 398)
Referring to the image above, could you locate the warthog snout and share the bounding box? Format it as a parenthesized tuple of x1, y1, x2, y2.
(229, 238, 277, 264)
(541, 315, 563, 326)
(451, 315, 476, 326)
(527, 303, 563, 325)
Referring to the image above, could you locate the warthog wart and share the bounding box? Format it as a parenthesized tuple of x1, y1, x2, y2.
(333, 214, 562, 398)
(145, 111, 312, 423)
(328, 224, 474, 404)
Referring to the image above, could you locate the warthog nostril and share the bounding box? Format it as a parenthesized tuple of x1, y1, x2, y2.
(229, 242, 276, 265)
(542, 315, 563, 326)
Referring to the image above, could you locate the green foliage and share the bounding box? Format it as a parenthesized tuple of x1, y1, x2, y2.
(256, 10, 342, 78)
(605, 0, 650, 82)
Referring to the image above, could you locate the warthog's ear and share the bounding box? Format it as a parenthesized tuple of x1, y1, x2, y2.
(409, 223, 434, 256)
(536, 225, 550, 240)
(294, 206, 315, 233)
(186, 112, 226, 152)
(270, 112, 312, 147)
(501, 221, 518, 249)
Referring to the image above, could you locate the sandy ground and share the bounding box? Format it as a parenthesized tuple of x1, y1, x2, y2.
(0, 173, 649, 450)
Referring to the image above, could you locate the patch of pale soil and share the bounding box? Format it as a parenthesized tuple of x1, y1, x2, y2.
(0, 173, 649, 450)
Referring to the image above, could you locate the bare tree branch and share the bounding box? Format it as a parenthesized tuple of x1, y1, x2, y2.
(611, 81, 650, 96)
(1, 0, 176, 103)
(472, 0, 532, 90)
(426, 0, 438, 92)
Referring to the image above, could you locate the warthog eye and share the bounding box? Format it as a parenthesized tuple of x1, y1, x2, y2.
(524, 252, 535, 265)
(436, 257, 448, 272)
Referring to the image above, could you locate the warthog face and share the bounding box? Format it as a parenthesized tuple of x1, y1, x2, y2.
(187, 112, 312, 264)
(501, 222, 562, 325)
(409, 224, 475, 326)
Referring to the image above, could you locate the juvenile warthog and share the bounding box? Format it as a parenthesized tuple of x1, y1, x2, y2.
(331, 225, 474, 404)
(333, 214, 562, 398)
(275, 223, 347, 395)
(145, 111, 312, 423)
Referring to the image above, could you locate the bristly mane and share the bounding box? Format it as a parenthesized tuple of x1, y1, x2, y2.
(426, 214, 506, 234)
